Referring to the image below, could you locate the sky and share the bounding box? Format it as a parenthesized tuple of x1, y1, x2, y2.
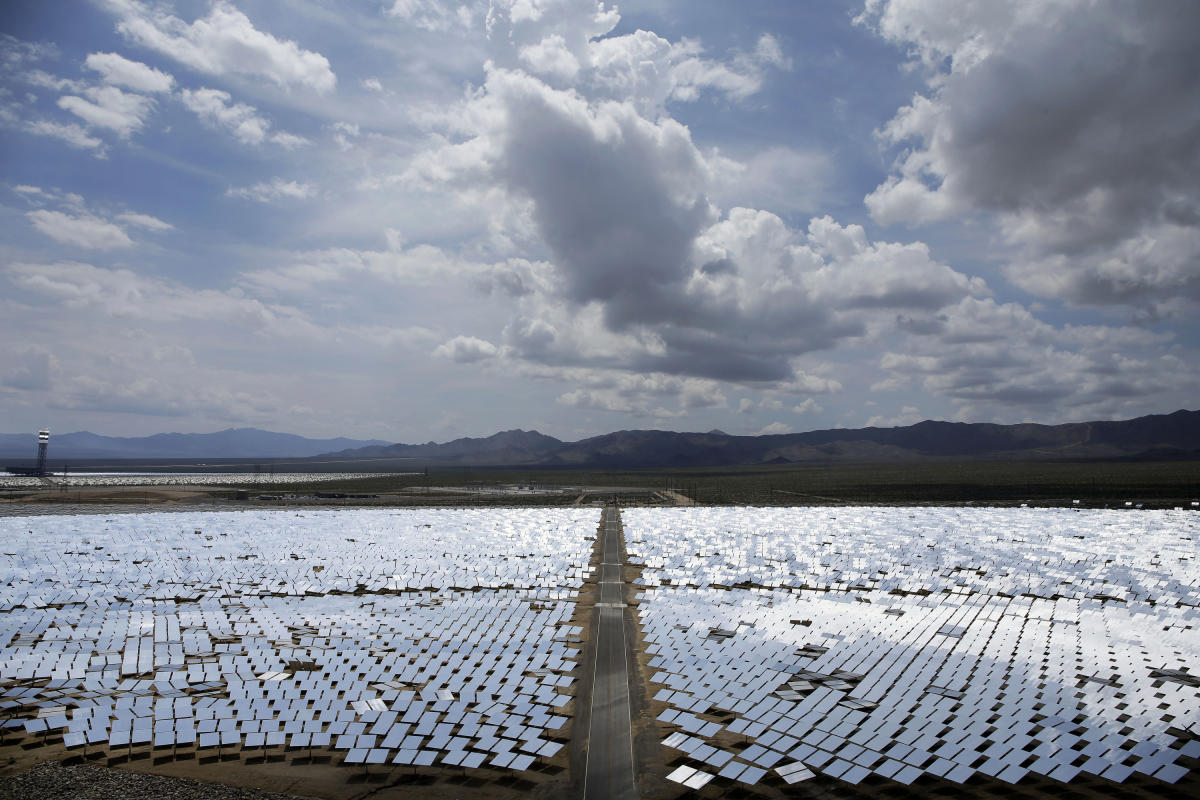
(1, 0, 1198, 443)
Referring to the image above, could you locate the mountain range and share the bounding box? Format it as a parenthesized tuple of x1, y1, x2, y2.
(0, 428, 388, 461)
(326, 409, 1200, 468)
(3, 410, 1196, 466)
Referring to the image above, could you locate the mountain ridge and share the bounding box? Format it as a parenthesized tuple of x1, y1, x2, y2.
(4, 411, 1196, 466)
(324, 409, 1200, 468)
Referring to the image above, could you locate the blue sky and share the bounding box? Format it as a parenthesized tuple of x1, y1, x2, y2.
(2, 0, 1197, 442)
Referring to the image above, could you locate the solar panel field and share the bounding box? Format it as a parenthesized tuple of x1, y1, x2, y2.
(0, 505, 1196, 799)
(625, 507, 1199, 794)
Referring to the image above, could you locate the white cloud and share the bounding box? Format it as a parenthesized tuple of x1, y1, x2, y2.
(803, 214, 989, 309)
(772, 371, 843, 396)
(179, 87, 303, 147)
(331, 121, 359, 150)
(25, 210, 133, 250)
(6, 260, 311, 334)
(1004, 221, 1200, 308)
(24, 120, 104, 151)
(362, 77, 383, 92)
(432, 335, 500, 363)
(753, 33, 790, 69)
(270, 131, 310, 149)
(57, 85, 155, 137)
(792, 398, 822, 415)
(409, 59, 993, 391)
(756, 421, 792, 435)
(588, 29, 765, 109)
(179, 87, 266, 143)
(21, 69, 85, 92)
(105, 0, 336, 92)
(557, 388, 635, 413)
(545, 367, 729, 416)
(115, 211, 172, 231)
(519, 34, 580, 81)
(387, 0, 474, 32)
(483, 0, 778, 112)
(860, 0, 1200, 309)
(874, 296, 1198, 422)
(226, 179, 316, 203)
(84, 51, 173, 93)
(1, 35, 59, 70)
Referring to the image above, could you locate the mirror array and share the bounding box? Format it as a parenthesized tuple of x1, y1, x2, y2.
(624, 507, 1199, 790)
(0, 508, 597, 774)
(0, 473, 396, 489)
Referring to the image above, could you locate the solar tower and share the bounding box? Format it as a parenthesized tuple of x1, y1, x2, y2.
(36, 429, 49, 476)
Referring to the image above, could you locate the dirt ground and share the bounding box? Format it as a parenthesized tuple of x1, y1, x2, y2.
(0, 732, 573, 800)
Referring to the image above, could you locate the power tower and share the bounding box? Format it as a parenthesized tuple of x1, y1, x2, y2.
(36, 430, 49, 475)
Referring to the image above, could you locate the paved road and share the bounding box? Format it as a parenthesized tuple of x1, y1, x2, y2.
(582, 506, 638, 800)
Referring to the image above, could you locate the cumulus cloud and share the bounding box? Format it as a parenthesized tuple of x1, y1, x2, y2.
(803, 215, 988, 309)
(104, 0, 336, 92)
(792, 398, 822, 415)
(57, 85, 155, 137)
(25, 120, 104, 151)
(179, 87, 303, 147)
(753, 33, 790, 69)
(433, 335, 499, 363)
(756, 421, 792, 436)
(484, 0, 781, 112)
(860, 0, 1200, 309)
(557, 388, 635, 413)
(115, 211, 172, 231)
(21, 69, 85, 93)
(226, 179, 316, 203)
(771, 371, 843, 396)
(874, 296, 1197, 421)
(331, 121, 359, 150)
(411, 53, 992, 392)
(0, 33, 58, 70)
(25, 210, 133, 249)
(84, 51, 173, 93)
(484, 68, 715, 324)
(552, 368, 728, 416)
(23, 194, 172, 249)
(387, 0, 474, 32)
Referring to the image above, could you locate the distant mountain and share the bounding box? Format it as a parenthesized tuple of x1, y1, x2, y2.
(6, 411, 1196, 468)
(325, 429, 564, 464)
(0, 428, 389, 461)
(324, 410, 1200, 468)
